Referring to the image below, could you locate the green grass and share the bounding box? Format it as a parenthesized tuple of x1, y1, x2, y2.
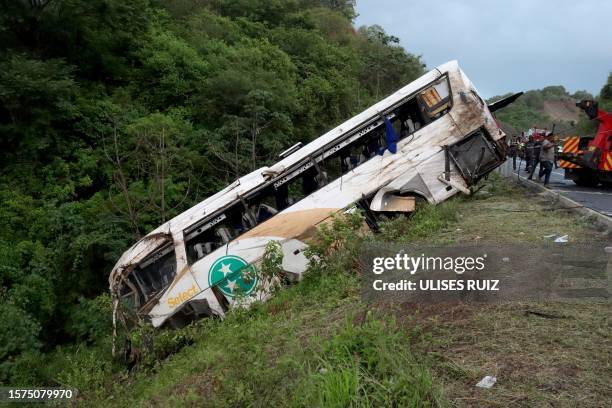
(294, 317, 443, 407)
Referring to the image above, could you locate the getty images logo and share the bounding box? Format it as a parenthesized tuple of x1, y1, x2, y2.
(372, 253, 488, 275)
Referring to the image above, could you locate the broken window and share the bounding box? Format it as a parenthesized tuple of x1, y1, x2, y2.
(241, 187, 280, 227)
(184, 213, 234, 264)
(184, 188, 281, 264)
(274, 170, 313, 211)
(119, 278, 140, 311)
(397, 98, 425, 137)
(449, 128, 501, 183)
(417, 76, 451, 121)
(335, 129, 386, 172)
(130, 244, 177, 304)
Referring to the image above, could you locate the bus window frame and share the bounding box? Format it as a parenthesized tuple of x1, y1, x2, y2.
(132, 242, 178, 302)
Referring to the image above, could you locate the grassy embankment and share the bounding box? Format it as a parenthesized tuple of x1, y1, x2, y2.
(80, 173, 610, 407)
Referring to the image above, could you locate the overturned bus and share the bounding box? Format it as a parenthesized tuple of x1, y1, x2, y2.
(109, 60, 519, 329)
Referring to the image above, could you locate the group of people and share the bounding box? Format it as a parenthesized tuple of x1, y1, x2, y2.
(508, 132, 557, 186)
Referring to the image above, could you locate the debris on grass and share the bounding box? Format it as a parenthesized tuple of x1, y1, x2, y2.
(524, 310, 567, 319)
(476, 375, 497, 389)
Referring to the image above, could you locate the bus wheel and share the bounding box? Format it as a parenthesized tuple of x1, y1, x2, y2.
(573, 172, 598, 187)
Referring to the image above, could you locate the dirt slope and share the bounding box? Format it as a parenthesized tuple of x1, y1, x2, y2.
(543, 100, 581, 123)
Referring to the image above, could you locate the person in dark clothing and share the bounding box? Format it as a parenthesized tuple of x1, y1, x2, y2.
(528, 139, 542, 180)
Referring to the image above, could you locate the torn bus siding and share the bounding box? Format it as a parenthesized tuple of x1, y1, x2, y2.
(109, 231, 172, 306)
(109, 60, 517, 333)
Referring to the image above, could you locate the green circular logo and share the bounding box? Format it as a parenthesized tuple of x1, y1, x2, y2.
(208, 255, 258, 298)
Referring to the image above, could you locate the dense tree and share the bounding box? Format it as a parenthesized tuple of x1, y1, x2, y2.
(599, 73, 612, 111)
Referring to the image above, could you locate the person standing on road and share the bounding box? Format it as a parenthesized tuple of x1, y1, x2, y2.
(528, 137, 542, 180)
(538, 133, 555, 186)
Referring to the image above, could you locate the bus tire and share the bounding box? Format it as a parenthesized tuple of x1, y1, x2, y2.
(573, 173, 598, 187)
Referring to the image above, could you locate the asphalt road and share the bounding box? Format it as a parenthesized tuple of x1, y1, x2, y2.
(507, 159, 612, 217)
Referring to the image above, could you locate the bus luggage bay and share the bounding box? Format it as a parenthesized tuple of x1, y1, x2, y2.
(109, 61, 516, 329)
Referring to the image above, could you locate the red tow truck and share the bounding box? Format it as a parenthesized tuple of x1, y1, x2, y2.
(559, 100, 612, 186)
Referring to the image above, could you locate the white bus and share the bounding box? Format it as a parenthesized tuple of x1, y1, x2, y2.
(109, 60, 519, 328)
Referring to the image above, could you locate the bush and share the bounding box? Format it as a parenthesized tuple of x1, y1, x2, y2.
(0, 301, 42, 384)
(126, 321, 201, 370)
(0, 302, 41, 362)
(54, 347, 114, 394)
(0, 350, 46, 386)
(304, 211, 364, 268)
(66, 294, 113, 345)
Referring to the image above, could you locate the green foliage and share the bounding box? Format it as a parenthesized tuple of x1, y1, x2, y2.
(124, 321, 198, 370)
(304, 211, 364, 268)
(599, 72, 612, 111)
(54, 347, 114, 394)
(481, 171, 516, 197)
(260, 240, 284, 280)
(357, 25, 425, 100)
(135, 29, 209, 110)
(0, 302, 41, 363)
(0, 54, 77, 154)
(490, 89, 554, 133)
(66, 294, 113, 345)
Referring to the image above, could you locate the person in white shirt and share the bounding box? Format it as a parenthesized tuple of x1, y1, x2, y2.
(538, 133, 555, 185)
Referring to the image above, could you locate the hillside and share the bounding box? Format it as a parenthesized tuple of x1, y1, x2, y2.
(0, 0, 425, 386)
(542, 100, 581, 123)
(489, 86, 594, 136)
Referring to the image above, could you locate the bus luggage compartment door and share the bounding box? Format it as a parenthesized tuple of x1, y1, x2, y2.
(449, 129, 502, 184)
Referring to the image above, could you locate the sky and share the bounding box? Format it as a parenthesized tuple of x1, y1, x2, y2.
(355, 0, 612, 98)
